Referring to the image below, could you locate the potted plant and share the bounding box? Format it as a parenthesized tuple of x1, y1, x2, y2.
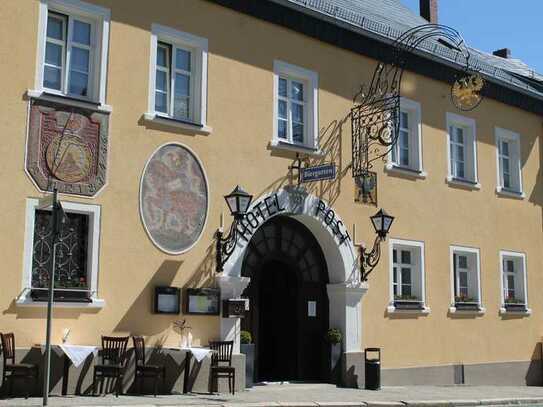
(504, 296, 526, 311)
(325, 328, 342, 385)
(393, 294, 423, 310)
(454, 294, 479, 311)
(239, 330, 254, 388)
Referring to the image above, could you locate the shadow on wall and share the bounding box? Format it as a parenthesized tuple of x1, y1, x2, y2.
(264, 114, 351, 206)
(526, 341, 543, 386)
(2, 300, 101, 319)
(114, 259, 183, 336)
(527, 127, 543, 234)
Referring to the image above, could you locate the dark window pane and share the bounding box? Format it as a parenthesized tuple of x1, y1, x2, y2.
(47, 15, 64, 40)
(401, 250, 411, 264)
(401, 268, 411, 284)
(73, 20, 91, 45)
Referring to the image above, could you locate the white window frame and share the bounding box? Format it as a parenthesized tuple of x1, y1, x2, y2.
(386, 97, 425, 177)
(495, 127, 524, 198)
(272, 60, 319, 152)
(499, 251, 530, 315)
(448, 246, 484, 314)
(387, 238, 429, 314)
(446, 112, 480, 188)
(32, 0, 110, 108)
(18, 198, 104, 308)
(145, 23, 209, 133)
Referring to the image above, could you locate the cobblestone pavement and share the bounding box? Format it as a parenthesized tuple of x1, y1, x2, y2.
(2, 383, 543, 407)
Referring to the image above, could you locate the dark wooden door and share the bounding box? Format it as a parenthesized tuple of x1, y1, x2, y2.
(241, 216, 329, 383)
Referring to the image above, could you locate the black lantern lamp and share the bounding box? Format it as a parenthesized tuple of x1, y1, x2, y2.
(360, 208, 394, 281)
(370, 209, 394, 240)
(216, 186, 253, 273)
(224, 186, 253, 220)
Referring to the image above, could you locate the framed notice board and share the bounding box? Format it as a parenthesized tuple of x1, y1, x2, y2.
(185, 288, 220, 315)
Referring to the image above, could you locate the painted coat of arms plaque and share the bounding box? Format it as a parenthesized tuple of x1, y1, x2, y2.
(26, 98, 109, 196)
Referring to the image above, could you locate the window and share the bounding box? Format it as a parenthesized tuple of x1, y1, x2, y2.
(388, 239, 428, 312)
(273, 61, 319, 151)
(19, 199, 103, 307)
(35, 0, 110, 105)
(389, 98, 423, 174)
(449, 246, 482, 312)
(499, 251, 529, 313)
(495, 128, 523, 196)
(446, 113, 478, 186)
(146, 24, 208, 128)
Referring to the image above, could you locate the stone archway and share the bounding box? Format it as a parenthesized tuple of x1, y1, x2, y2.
(216, 187, 368, 355)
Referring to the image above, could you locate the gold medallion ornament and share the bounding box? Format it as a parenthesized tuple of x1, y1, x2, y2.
(46, 136, 92, 183)
(451, 73, 484, 111)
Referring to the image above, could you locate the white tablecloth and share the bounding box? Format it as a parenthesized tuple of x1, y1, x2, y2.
(59, 345, 98, 368)
(182, 347, 213, 362)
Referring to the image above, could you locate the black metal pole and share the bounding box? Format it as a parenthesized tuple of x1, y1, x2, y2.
(42, 189, 58, 406)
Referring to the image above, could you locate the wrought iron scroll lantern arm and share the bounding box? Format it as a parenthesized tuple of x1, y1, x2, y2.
(359, 234, 382, 282)
(216, 220, 239, 273)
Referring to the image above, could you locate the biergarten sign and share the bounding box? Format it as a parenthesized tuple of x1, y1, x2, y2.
(300, 164, 336, 183)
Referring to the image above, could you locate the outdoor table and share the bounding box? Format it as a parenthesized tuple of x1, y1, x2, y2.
(38, 344, 98, 395)
(170, 347, 213, 394)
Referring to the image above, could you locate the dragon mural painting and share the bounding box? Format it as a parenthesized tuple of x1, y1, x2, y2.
(140, 143, 208, 254)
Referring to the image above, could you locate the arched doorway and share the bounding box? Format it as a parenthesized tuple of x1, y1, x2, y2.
(241, 216, 329, 382)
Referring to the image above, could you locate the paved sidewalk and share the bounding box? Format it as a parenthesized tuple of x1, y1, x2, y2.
(2, 383, 543, 407)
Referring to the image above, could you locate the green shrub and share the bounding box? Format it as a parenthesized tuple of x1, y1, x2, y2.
(325, 328, 342, 345)
(240, 330, 252, 344)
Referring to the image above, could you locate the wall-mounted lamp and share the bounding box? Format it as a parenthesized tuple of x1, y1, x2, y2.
(359, 209, 394, 281)
(216, 186, 253, 273)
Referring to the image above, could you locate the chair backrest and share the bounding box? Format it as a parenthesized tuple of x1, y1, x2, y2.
(101, 336, 129, 366)
(0, 333, 15, 365)
(209, 341, 233, 366)
(132, 336, 146, 367)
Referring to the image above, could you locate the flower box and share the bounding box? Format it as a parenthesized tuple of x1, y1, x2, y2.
(454, 301, 480, 311)
(504, 302, 527, 312)
(393, 299, 423, 310)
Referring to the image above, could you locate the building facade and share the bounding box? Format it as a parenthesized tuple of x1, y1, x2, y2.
(0, 0, 542, 393)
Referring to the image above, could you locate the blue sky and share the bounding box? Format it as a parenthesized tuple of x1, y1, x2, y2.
(402, 0, 543, 74)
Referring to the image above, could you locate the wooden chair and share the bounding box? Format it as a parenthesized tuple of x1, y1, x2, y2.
(0, 333, 39, 399)
(132, 336, 165, 397)
(92, 336, 129, 397)
(209, 340, 235, 395)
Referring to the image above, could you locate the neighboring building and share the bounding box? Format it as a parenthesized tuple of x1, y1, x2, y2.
(0, 0, 542, 394)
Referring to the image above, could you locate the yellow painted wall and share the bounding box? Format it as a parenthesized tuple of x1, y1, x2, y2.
(0, 0, 541, 370)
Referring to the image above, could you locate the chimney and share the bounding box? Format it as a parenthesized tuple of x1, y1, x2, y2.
(493, 48, 511, 59)
(420, 0, 438, 24)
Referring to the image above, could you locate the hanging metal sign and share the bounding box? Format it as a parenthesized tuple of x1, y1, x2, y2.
(300, 164, 336, 183)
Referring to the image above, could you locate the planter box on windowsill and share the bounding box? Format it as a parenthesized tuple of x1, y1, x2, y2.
(393, 300, 424, 310)
(504, 303, 527, 312)
(454, 302, 480, 311)
(30, 289, 92, 303)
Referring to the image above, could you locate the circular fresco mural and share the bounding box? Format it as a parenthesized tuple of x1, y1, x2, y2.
(140, 143, 208, 254)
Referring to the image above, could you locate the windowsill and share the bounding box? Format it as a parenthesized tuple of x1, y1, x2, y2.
(496, 187, 525, 200)
(385, 163, 427, 179)
(27, 89, 112, 113)
(449, 305, 486, 315)
(387, 304, 430, 315)
(499, 306, 531, 316)
(446, 176, 481, 190)
(269, 139, 324, 158)
(143, 112, 212, 135)
(16, 296, 105, 309)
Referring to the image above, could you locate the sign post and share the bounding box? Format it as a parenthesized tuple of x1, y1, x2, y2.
(41, 189, 64, 407)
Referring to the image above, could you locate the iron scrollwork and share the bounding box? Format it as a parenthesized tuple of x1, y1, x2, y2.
(216, 220, 240, 273)
(359, 234, 383, 282)
(351, 24, 485, 185)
